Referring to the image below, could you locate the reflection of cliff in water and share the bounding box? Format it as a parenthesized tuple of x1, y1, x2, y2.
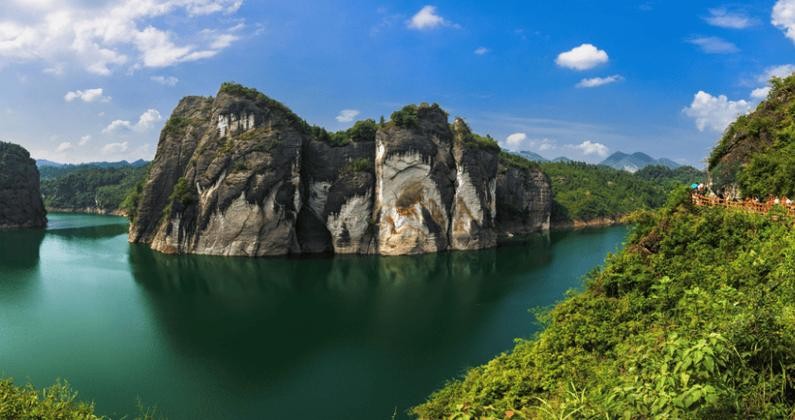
(127, 233, 555, 384)
(46, 223, 129, 241)
(0, 229, 45, 270)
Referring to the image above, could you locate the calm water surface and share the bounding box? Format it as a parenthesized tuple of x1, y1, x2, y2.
(0, 213, 628, 419)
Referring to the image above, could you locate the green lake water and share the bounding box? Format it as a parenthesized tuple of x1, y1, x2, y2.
(0, 213, 628, 419)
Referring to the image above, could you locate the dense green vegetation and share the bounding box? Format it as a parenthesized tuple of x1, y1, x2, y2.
(459, 131, 500, 152)
(414, 189, 795, 418)
(708, 74, 795, 197)
(0, 141, 35, 187)
(390, 104, 419, 128)
(0, 379, 99, 419)
(0, 378, 161, 419)
(634, 165, 705, 187)
(540, 161, 703, 223)
(310, 119, 378, 147)
(41, 164, 149, 214)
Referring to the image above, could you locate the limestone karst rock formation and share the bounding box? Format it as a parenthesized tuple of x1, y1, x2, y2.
(129, 83, 551, 257)
(0, 142, 47, 229)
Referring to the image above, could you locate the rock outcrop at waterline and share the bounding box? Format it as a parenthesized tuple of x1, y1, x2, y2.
(0, 142, 47, 229)
(129, 83, 551, 256)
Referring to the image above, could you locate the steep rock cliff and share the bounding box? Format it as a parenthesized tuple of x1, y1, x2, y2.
(0, 142, 47, 229)
(297, 121, 377, 254)
(130, 84, 307, 256)
(450, 118, 499, 250)
(374, 104, 456, 256)
(131, 84, 552, 257)
(495, 153, 551, 239)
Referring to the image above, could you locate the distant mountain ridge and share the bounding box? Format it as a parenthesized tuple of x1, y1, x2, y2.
(38, 159, 149, 180)
(512, 151, 573, 163)
(36, 159, 148, 169)
(599, 152, 680, 173)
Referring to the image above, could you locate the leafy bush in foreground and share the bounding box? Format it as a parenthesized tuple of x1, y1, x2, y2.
(0, 378, 99, 419)
(413, 195, 795, 418)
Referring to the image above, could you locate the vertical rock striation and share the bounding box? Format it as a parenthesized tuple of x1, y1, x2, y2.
(374, 104, 456, 256)
(130, 84, 552, 257)
(450, 118, 499, 250)
(0, 142, 47, 229)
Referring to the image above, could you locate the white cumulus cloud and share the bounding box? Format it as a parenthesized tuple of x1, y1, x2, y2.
(773, 0, 795, 43)
(687, 36, 739, 54)
(336, 109, 360, 123)
(407, 6, 457, 30)
(704, 8, 756, 29)
(506, 132, 527, 147)
(474, 47, 489, 55)
(569, 140, 609, 157)
(0, 0, 244, 75)
(555, 44, 609, 71)
(758, 64, 795, 83)
(64, 88, 110, 103)
(78, 135, 91, 146)
(576, 75, 623, 88)
(683, 91, 752, 132)
(103, 109, 162, 133)
(751, 86, 772, 100)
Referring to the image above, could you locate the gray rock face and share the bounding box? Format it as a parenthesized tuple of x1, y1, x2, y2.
(297, 133, 376, 254)
(374, 104, 456, 256)
(495, 158, 552, 239)
(0, 142, 47, 229)
(450, 119, 499, 250)
(131, 86, 306, 256)
(130, 85, 552, 257)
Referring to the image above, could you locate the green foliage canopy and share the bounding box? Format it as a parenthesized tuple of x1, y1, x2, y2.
(414, 196, 795, 418)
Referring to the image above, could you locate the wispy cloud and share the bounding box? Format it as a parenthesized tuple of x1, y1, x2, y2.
(687, 36, 739, 54)
(150, 75, 179, 86)
(474, 47, 489, 55)
(335, 109, 360, 123)
(704, 8, 756, 29)
(576, 75, 623, 88)
(64, 88, 111, 103)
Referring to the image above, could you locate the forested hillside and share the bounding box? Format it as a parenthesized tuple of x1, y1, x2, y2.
(709, 74, 795, 198)
(40, 164, 149, 215)
(414, 189, 795, 418)
(540, 161, 703, 225)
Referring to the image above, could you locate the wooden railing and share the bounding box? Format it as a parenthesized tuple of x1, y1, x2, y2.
(691, 194, 795, 216)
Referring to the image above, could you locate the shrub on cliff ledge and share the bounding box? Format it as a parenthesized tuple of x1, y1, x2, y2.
(390, 105, 419, 128)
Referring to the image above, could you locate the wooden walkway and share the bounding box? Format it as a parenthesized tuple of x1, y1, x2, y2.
(691, 194, 795, 216)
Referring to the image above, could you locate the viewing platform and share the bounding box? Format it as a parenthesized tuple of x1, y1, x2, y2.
(691, 194, 795, 216)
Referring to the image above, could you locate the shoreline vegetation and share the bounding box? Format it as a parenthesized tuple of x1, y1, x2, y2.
(0, 378, 158, 419)
(413, 187, 795, 418)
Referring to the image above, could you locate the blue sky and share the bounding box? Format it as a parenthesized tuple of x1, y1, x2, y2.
(1, 0, 794, 167)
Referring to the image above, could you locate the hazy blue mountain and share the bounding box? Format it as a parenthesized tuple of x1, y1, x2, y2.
(599, 152, 680, 173)
(514, 151, 548, 162)
(36, 159, 65, 168)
